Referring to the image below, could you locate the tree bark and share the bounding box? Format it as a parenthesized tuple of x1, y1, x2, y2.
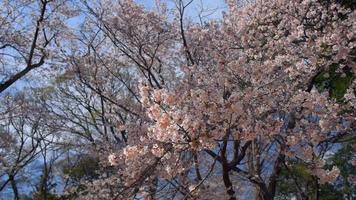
(221, 135, 237, 200)
(9, 175, 19, 200)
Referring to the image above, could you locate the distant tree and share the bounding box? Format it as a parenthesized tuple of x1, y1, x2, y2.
(0, 93, 44, 199)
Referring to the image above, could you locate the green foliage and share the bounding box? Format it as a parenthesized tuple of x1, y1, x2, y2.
(319, 183, 344, 200)
(328, 144, 356, 198)
(314, 64, 354, 102)
(41, 156, 101, 200)
(338, 0, 356, 10)
(276, 143, 356, 200)
(276, 161, 317, 199)
(31, 192, 59, 200)
(62, 156, 100, 183)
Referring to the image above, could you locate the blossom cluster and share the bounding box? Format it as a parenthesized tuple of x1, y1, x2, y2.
(105, 0, 355, 198)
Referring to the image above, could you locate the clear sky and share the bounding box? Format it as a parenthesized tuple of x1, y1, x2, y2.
(135, 0, 227, 21)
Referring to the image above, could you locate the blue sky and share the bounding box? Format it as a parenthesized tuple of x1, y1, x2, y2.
(135, 0, 227, 21)
(0, 0, 228, 97)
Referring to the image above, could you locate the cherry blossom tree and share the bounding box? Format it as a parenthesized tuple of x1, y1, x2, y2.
(0, 92, 52, 199)
(0, 0, 78, 93)
(0, 0, 355, 199)
(107, 0, 355, 199)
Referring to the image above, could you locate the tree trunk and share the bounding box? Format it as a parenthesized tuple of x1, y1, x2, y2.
(222, 164, 236, 200)
(9, 175, 19, 200)
(254, 186, 262, 200)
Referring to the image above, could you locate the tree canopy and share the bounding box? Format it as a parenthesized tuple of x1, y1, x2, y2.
(0, 0, 355, 200)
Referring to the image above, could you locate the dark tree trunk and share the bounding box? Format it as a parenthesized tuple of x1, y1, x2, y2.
(9, 175, 19, 200)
